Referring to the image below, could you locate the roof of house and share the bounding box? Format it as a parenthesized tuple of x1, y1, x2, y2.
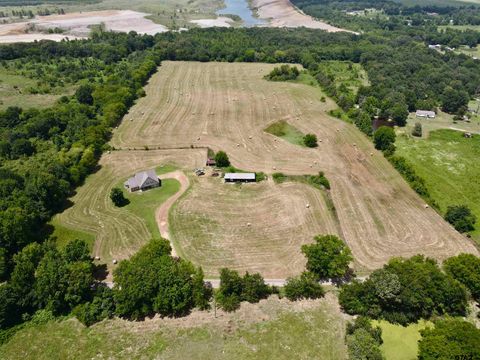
(416, 110, 436, 117)
(125, 169, 158, 189)
(224, 173, 256, 180)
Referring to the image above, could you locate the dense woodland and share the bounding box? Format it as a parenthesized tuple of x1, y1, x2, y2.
(0, 14, 480, 354)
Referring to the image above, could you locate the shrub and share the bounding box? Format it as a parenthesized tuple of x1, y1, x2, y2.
(445, 205, 476, 232)
(411, 122, 422, 137)
(272, 172, 287, 183)
(73, 286, 115, 326)
(214, 151, 230, 167)
(373, 126, 395, 152)
(303, 133, 318, 147)
(284, 272, 325, 301)
(308, 171, 330, 190)
(347, 328, 384, 360)
(216, 269, 272, 311)
(110, 187, 129, 207)
(265, 65, 300, 81)
(216, 268, 243, 312)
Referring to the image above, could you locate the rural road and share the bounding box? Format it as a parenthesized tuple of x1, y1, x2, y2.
(105, 277, 366, 289)
(155, 170, 190, 257)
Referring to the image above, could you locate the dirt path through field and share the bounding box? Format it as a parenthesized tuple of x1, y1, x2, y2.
(156, 170, 190, 257)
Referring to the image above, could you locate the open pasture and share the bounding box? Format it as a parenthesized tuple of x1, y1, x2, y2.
(52, 148, 206, 268)
(112, 61, 477, 274)
(396, 129, 480, 242)
(0, 294, 346, 360)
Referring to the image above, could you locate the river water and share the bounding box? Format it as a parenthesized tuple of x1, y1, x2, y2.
(216, 0, 265, 27)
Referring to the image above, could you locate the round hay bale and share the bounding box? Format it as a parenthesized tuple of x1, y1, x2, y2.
(306, 204, 310, 208)
(112, 259, 118, 265)
(424, 204, 429, 209)
(95, 256, 100, 261)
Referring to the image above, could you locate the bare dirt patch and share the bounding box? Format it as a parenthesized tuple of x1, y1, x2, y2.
(113, 61, 477, 275)
(251, 0, 351, 32)
(34, 10, 168, 36)
(0, 10, 167, 43)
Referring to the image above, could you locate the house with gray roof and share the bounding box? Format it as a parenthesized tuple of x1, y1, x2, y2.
(124, 169, 160, 192)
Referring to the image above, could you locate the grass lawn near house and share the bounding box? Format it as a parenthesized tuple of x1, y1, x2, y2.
(372, 319, 433, 360)
(119, 177, 180, 240)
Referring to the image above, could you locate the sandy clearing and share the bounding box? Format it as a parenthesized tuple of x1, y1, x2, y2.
(0, 34, 83, 43)
(0, 10, 167, 43)
(156, 170, 190, 257)
(251, 0, 351, 32)
(34, 10, 168, 36)
(190, 17, 234, 28)
(113, 61, 477, 276)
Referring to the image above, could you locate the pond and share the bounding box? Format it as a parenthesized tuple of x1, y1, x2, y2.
(217, 0, 265, 27)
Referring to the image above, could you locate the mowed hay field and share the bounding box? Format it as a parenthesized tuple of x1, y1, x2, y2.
(52, 149, 206, 267)
(170, 176, 339, 278)
(113, 61, 477, 274)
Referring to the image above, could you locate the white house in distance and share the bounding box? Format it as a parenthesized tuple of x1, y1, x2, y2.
(224, 173, 256, 183)
(415, 110, 436, 119)
(124, 169, 161, 192)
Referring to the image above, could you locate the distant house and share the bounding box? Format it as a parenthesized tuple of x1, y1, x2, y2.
(124, 169, 160, 192)
(224, 173, 256, 183)
(416, 110, 436, 119)
(206, 158, 216, 166)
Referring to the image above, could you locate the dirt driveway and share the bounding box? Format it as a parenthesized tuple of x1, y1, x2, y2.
(156, 170, 190, 257)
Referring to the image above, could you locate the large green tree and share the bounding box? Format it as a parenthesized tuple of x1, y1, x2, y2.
(418, 319, 480, 360)
(301, 235, 353, 280)
(444, 254, 480, 301)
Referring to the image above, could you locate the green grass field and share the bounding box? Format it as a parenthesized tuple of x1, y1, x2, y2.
(439, 25, 480, 32)
(50, 220, 96, 250)
(372, 320, 432, 360)
(264, 120, 305, 146)
(0, 296, 347, 360)
(0, 70, 67, 110)
(316, 61, 369, 93)
(457, 45, 480, 58)
(400, 110, 480, 138)
(396, 129, 480, 241)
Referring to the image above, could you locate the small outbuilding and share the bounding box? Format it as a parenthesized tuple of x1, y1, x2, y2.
(224, 173, 256, 183)
(415, 110, 436, 119)
(124, 169, 160, 192)
(206, 158, 216, 166)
